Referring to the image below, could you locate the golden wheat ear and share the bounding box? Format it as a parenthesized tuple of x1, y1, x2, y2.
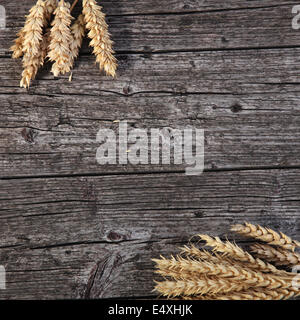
(188, 288, 297, 300)
(48, 0, 73, 77)
(155, 253, 295, 291)
(64, 13, 85, 76)
(154, 277, 253, 297)
(20, 0, 46, 88)
(198, 234, 287, 275)
(250, 243, 300, 267)
(231, 222, 300, 251)
(12, 0, 52, 60)
(180, 244, 224, 263)
(82, 0, 117, 77)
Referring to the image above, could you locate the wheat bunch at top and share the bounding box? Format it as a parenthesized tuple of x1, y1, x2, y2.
(12, 0, 118, 87)
(231, 222, 300, 251)
(198, 234, 287, 275)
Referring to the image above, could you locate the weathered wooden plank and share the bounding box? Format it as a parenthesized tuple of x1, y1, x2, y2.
(2, 0, 299, 16)
(1, 170, 300, 247)
(1, 1, 300, 55)
(0, 241, 183, 299)
(0, 169, 299, 299)
(1, 48, 300, 176)
(2, 48, 300, 94)
(1, 91, 300, 176)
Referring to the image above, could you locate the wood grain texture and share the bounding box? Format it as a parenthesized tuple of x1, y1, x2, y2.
(0, 0, 300, 299)
(1, 90, 300, 177)
(1, 47, 300, 176)
(0, 170, 299, 299)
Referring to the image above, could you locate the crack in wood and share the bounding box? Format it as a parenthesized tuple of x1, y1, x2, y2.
(84, 254, 122, 299)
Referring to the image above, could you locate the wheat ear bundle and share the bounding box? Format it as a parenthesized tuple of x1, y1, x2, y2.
(198, 234, 284, 275)
(154, 278, 298, 298)
(231, 222, 300, 251)
(11, 0, 117, 88)
(153, 223, 300, 300)
(82, 0, 117, 77)
(153, 255, 294, 288)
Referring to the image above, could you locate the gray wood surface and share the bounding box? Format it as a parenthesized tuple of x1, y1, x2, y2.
(0, 0, 299, 299)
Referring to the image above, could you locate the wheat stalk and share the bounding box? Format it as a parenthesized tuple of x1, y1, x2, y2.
(180, 245, 260, 272)
(180, 245, 220, 261)
(154, 278, 253, 297)
(48, 0, 73, 76)
(82, 0, 117, 77)
(250, 243, 300, 267)
(71, 13, 85, 59)
(20, 29, 51, 89)
(64, 13, 85, 74)
(153, 255, 294, 290)
(11, 0, 55, 59)
(20, 53, 42, 88)
(231, 222, 300, 251)
(19, 0, 46, 88)
(183, 288, 299, 300)
(198, 234, 287, 275)
(22, 0, 47, 57)
(180, 244, 243, 266)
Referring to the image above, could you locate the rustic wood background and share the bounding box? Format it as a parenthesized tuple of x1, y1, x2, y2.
(0, 0, 300, 299)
